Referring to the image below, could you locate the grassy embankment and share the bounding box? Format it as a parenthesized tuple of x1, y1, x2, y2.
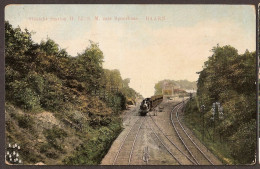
(6, 100, 123, 165)
(183, 98, 235, 165)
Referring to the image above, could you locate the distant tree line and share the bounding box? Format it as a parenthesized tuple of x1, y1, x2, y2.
(154, 79, 197, 95)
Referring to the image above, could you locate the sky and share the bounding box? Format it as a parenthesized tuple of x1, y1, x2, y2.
(5, 5, 256, 97)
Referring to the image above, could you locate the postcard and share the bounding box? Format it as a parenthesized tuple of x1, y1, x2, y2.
(4, 4, 257, 165)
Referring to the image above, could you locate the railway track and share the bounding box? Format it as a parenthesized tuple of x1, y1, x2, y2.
(114, 107, 185, 165)
(147, 112, 196, 165)
(170, 102, 214, 165)
(111, 100, 215, 165)
(122, 105, 139, 121)
(145, 116, 181, 165)
(113, 117, 145, 165)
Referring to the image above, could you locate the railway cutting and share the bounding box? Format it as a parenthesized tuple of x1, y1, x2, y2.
(101, 97, 222, 165)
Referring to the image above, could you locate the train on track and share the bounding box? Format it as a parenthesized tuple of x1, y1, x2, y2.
(139, 95, 163, 116)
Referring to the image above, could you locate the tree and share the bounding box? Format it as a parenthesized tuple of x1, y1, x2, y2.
(196, 45, 256, 164)
(76, 42, 104, 92)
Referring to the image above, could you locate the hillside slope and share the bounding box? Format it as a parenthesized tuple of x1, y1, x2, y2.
(5, 21, 138, 165)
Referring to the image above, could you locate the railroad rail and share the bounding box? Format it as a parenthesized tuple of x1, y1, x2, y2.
(122, 105, 139, 121)
(171, 102, 214, 165)
(128, 117, 145, 164)
(147, 111, 196, 165)
(145, 116, 181, 165)
(113, 117, 145, 165)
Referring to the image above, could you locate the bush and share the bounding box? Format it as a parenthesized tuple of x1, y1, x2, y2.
(40, 73, 64, 111)
(8, 80, 41, 110)
(39, 143, 51, 153)
(46, 151, 59, 159)
(16, 114, 34, 129)
(26, 71, 45, 94)
(230, 120, 256, 164)
(63, 118, 122, 165)
(43, 126, 67, 151)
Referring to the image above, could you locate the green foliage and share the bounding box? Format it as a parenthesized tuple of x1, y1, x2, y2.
(189, 45, 256, 164)
(16, 114, 34, 129)
(121, 86, 136, 101)
(5, 21, 33, 59)
(230, 119, 256, 164)
(100, 69, 138, 109)
(40, 38, 59, 56)
(7, 80, 41, 110)
(5, 21, 139, 165)
(43, 126, 67, 151)
(5, 20, 138, 113)
(63, 118, 122, 165)
(20, 148, 41, 163)
(40, 73, 64, 111)
(75, 41, 104, 92)
(184, 102, 235, 164)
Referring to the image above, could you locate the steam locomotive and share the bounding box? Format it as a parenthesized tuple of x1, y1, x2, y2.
(139, 95, 163, 116)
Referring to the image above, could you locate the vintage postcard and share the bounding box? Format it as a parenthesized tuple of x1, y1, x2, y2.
(4, 4, 256, 165)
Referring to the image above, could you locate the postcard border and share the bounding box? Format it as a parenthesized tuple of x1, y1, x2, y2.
(0, 0, 259, 169)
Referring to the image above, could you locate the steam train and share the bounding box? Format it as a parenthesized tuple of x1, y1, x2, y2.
(139, 95, 163, 116)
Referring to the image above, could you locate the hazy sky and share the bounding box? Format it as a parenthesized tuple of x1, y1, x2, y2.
(5, 5, 256, 97)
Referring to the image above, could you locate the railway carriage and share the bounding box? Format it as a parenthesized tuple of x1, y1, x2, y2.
(139, 95, 163, 116)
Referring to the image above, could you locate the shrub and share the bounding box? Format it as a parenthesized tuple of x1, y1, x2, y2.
(40, 73, 64, 111)
(43, 126, 67, 151)
(17, 114, 34, 129)
(8, 80, 41, 110)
